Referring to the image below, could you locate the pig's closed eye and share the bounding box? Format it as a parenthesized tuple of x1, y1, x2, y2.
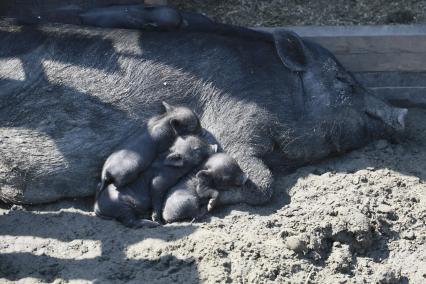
(335, 75, 355, 95)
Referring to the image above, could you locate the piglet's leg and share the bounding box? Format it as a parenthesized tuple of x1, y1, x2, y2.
(151, 189, 168, 224)
(118, 207, 160, 228)
(196, 185, 220, 211)
(132, 219, 160, 228)
(191, 207, 209, 223)
(206, 190, 220, 212)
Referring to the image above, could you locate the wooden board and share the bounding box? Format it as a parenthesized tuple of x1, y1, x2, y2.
(354, 72, 426, 107)
(145, 0, 167, 4)
(261, 25, 426, 73)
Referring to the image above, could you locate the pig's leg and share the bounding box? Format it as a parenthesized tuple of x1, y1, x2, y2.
(206, 190, 219, 212)
(118, 206, 160, 228)
(191, 207, 209, 223)
(151, 185, 169, 223)
(195, 185, 220, 211)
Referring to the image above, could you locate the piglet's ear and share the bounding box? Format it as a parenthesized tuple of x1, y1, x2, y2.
(162, 101, 175, 113)
(273, 30, 307, 72)
(196, 170, 212, 183)
(164, 153, 184, 167)
(169, 118, 180, 135)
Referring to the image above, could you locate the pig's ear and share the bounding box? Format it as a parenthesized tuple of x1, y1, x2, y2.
(210, 144, 218, 153)
(164, 153, 184, 167)
(273, 30, 307, 72)
(162, 101, 175, 113)
(196, 170, 212, 183)
(169, 118, 181, 134)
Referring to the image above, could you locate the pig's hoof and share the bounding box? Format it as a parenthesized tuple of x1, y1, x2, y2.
(151, 212, 162, 224)
(207, 199, 216, 212)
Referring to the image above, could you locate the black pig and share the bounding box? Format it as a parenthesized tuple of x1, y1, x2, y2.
(0, 18, 407, 205)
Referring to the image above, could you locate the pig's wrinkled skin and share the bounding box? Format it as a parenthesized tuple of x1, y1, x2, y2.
(94, 135, 216, 227)
(0, 18, 406, 205)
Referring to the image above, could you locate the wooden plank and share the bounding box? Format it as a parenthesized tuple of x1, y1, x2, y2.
(337, 52, 426, 72)
(370, 86, 426, 108)
(354, 72, 426, 88)
(145, 0, 167, 4)
(353, 72, 426, 107)
(260, 25, 426, 72)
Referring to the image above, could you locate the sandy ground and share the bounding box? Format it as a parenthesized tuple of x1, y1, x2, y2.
(170, 0, 426, 26)
(1, 107, 425, 283)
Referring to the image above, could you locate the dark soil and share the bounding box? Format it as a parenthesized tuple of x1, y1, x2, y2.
(170, 0, 426, 26)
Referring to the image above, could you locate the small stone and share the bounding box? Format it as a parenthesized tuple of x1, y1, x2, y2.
(285, 235, 306, 253)
(352, 177, 360, 185)
(401, 231, 416, 240)
(377, 204, 393, 214)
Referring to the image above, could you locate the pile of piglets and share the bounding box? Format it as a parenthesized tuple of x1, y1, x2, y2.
(94, 101, 248, 227)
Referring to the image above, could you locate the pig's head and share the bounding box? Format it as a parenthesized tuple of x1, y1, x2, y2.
(163, 135, 217, 168)
(162, 101, 202, 136)
(196, 153, 249, 189)
(274, 30, 407, 134)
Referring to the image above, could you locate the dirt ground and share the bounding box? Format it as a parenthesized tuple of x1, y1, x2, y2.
(1, 107, 425, 283)
(170, 0, 426, 26)
(1, 1, 426, 283)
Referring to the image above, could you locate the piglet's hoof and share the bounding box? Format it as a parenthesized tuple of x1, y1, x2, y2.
(151, 212, 163, 224)
(207, 199, 217, 212)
